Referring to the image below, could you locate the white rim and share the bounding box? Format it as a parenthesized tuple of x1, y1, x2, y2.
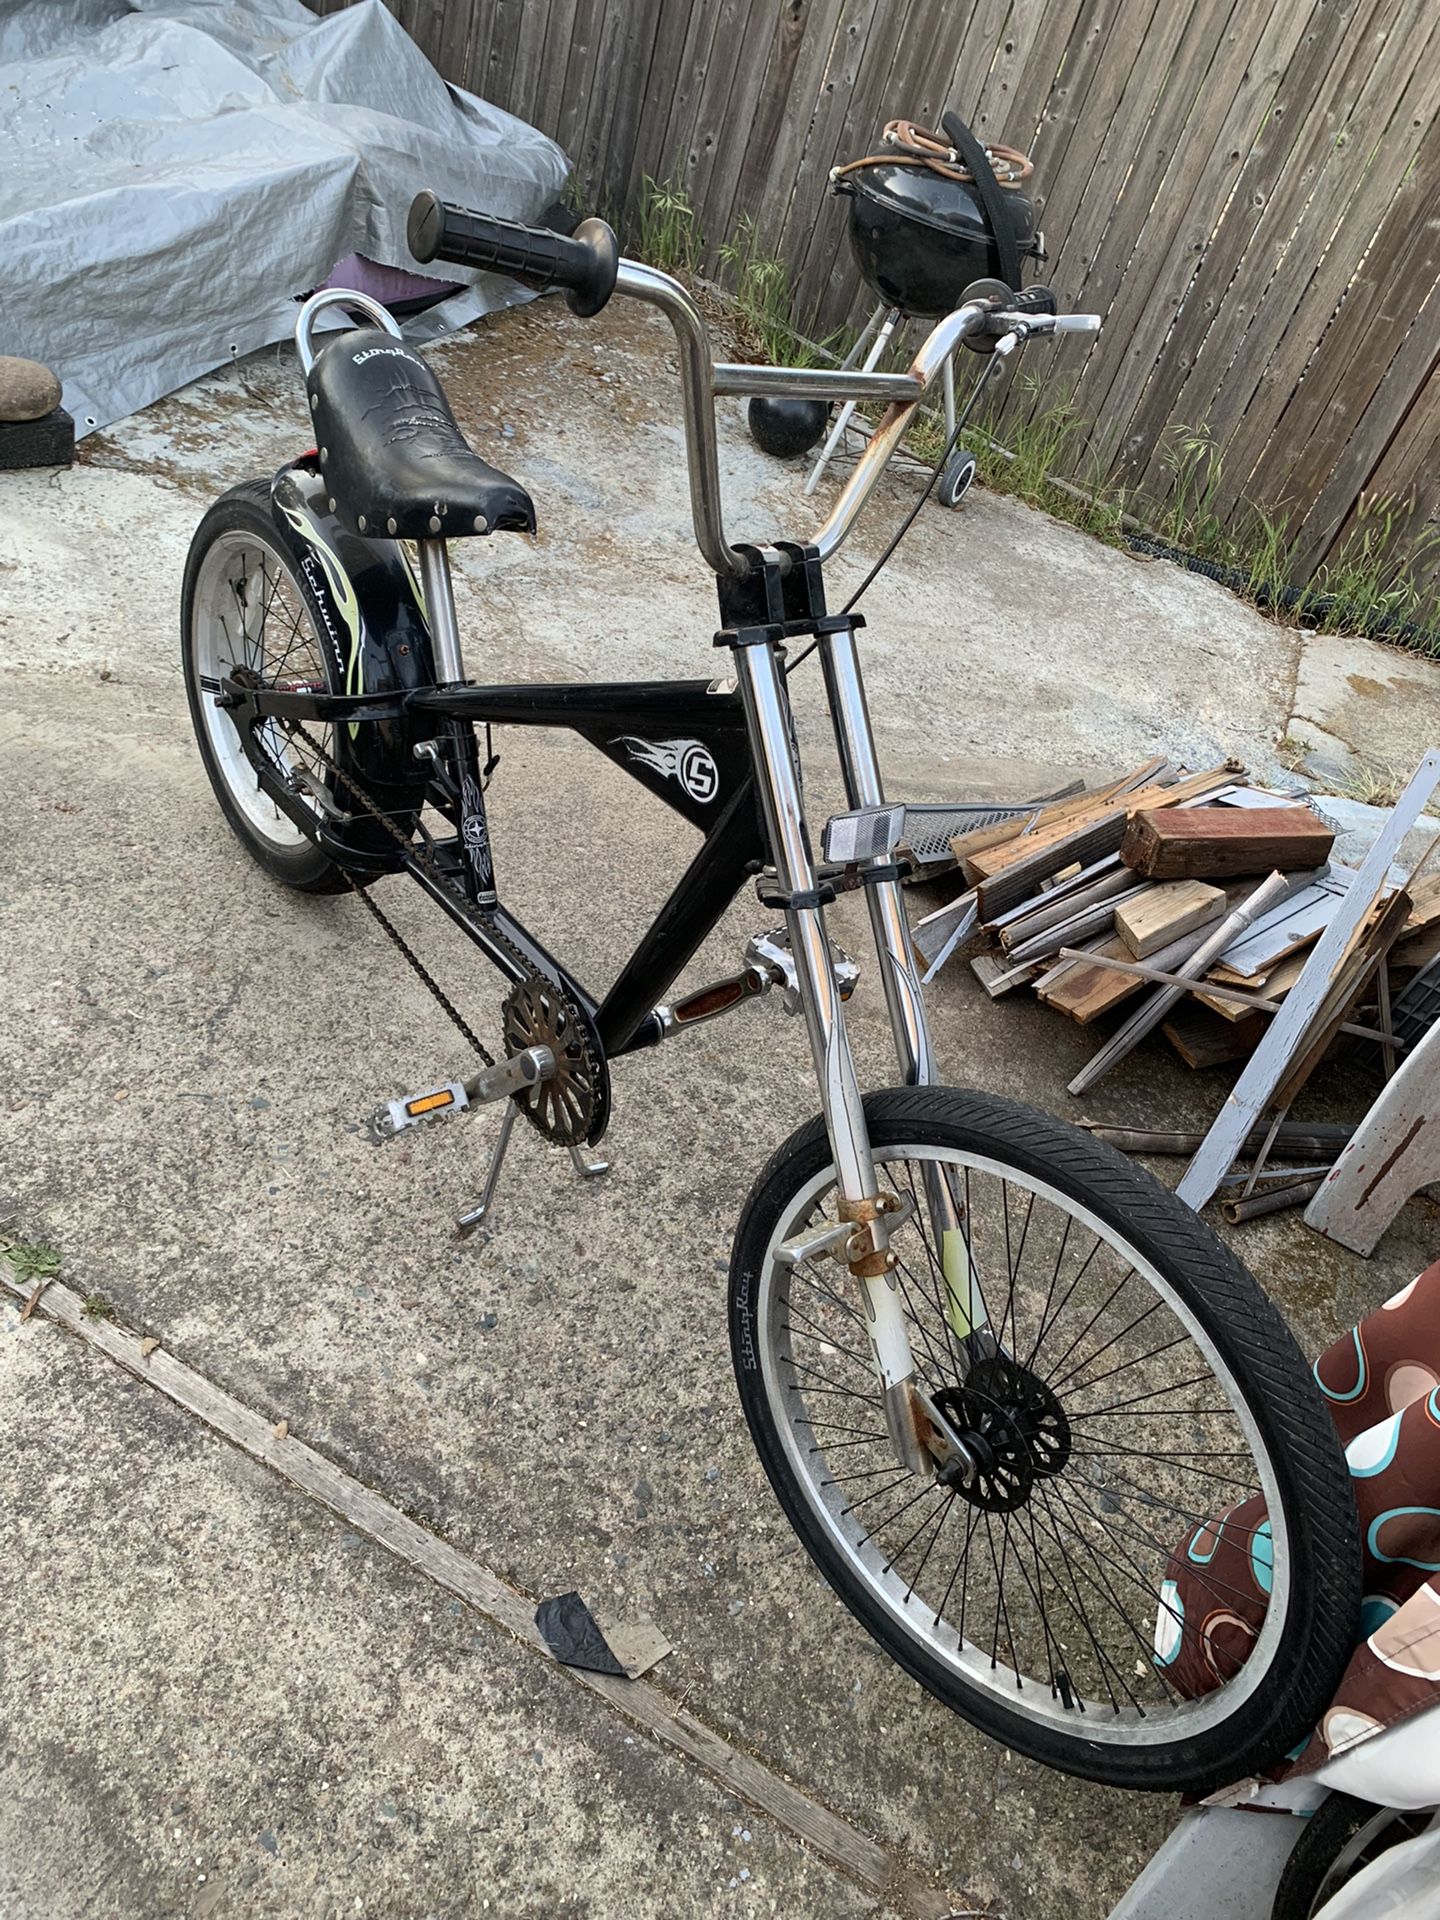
(757, 1143, 1292, 1747)
(189, 529, 326, 853)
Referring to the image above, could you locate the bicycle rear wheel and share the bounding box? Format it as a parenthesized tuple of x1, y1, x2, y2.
(182, 480, 387, 892)
(729, 1087, 1361, 1792)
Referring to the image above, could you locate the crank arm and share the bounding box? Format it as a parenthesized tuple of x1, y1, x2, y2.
(656, 965, 771, 1034)
(367, 1045, 554, 1141)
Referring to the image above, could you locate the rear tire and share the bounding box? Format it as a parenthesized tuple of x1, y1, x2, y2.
(181, 480, 351, 893)
(729, 1086, 1361, 1792)
(1272, 1794, 1437, 1920)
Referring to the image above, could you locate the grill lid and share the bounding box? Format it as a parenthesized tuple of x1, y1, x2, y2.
(847, 160, 1038, 252)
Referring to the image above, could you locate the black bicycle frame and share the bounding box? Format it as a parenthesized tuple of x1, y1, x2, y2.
(228, 665, 769, 1061)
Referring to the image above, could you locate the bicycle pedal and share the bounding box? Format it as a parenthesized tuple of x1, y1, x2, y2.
(745, 926, 860, 1015)
(367, 1080, 470, 1143)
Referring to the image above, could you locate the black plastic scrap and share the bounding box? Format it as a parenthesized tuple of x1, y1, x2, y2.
(534, 1591, 628, 1676)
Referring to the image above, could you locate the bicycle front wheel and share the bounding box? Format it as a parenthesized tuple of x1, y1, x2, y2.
(729, 1087, 1360, 1792)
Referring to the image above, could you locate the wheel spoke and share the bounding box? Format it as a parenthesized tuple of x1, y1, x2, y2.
(752, 1128, 1301, 1759)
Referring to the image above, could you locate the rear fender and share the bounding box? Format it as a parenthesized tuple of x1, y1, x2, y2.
(270, 459, 439, 803)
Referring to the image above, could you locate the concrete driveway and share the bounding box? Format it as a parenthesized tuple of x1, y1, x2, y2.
(4, 294, 1440, 1920)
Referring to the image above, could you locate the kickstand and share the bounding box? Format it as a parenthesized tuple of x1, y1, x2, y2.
(456, 1098, 521, 1238)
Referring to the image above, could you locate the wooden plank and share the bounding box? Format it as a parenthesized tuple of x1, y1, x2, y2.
(1163, 1006, 1268, 1070)
(1304, 1020, 1440, 1255)
(976, 810, 1134, 922)
(1121, 807, 1334, 881)
(965, 766, 1227, 883)
(999, 865, 1142, 949)
(1002, 883, 1151, 965)
(1081, 1120, 1355, 1155)
(1196, 946, 1311, 1021)
(1053, 948, 1392, 1045)
(952, 757, 1172, 875)
(1125, 0, 1396, 500)
(972, 951, 1042, 997)
(0, 1266, 956, 1920)
(1066, 873, 1295, 1089)
(1272, 888, 1413, 1110)
(1206, 869, 1353, 984)
(1392, 921, 1440, 974)
(1115, 880, 1225, 958)
(1177, 750, 1440, 1211)
(1038, 926, 1209, 1025)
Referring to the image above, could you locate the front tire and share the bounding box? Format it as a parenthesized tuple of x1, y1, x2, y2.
(729, 1087, 1361, 1793)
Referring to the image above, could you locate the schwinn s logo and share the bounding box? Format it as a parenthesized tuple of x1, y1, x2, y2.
(612, 736, 719, 805)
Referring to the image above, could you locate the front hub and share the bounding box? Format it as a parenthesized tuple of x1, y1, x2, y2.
(934, 1356, 1072, 1514)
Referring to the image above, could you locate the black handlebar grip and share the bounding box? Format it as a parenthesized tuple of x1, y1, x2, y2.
(1009, 284, 1058, 316)
(407, 192, 620, 318)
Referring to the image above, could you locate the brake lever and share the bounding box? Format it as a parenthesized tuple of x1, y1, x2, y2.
(990, 310, 1102, 336)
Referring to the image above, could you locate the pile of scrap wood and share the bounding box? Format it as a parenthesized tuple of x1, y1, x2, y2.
(911, 754, 1435, 1078)
(908, 748, 1440, 1236)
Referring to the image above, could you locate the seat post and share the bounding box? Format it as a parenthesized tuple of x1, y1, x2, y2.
(417, 539, 465, 683)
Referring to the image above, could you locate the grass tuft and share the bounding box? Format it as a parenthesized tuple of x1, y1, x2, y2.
(1, 1226, 61, 1285)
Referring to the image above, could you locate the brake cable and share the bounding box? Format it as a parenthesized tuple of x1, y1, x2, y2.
(785, 340, 1014, 674)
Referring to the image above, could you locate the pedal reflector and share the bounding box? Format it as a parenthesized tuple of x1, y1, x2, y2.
(371, 1080, 471, 1141)
(406, 1088, 459, 1118)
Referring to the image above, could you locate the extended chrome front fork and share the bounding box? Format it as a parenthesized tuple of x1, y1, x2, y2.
(734, 626, 979, 1480)
(819, 621, 991, 1395)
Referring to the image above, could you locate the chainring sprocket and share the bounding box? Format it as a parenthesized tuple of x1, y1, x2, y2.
(501, 976, 610, 1147)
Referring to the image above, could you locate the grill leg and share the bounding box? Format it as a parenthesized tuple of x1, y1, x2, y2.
(802, 305, 901, 499)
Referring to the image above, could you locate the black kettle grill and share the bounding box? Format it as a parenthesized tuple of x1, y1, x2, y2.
(833, 111, 1043, 316)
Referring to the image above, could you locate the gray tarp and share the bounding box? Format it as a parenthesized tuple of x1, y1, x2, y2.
(0, 0, 568, 433)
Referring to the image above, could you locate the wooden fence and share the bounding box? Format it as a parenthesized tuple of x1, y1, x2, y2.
(319, 0, 1440, 603)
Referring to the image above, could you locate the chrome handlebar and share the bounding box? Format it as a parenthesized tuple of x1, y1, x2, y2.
(612, 258, 1099, 579)
(296, 254, 1097, 580)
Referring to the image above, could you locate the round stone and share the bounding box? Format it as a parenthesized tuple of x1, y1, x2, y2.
(0, 357, 61, 423)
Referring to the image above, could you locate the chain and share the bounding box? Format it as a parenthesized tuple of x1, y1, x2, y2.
(281, 723, 606, 1144)
(347, 881, 494, 1064)
(288, 719, 495, 1066)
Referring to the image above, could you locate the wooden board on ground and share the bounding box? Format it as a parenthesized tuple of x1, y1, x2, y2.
(965, 765, 1236, 882)
(1207, 869, 1353, 985)
(1162, 1005, 1269, 1068)
(1116, 879, 1226, 957)
(1196, 947, 1311, 1021)
(971, 951, 1040, 998)
(1122, 805, 1334, 879)
(1037, 926, 1208, 1025)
